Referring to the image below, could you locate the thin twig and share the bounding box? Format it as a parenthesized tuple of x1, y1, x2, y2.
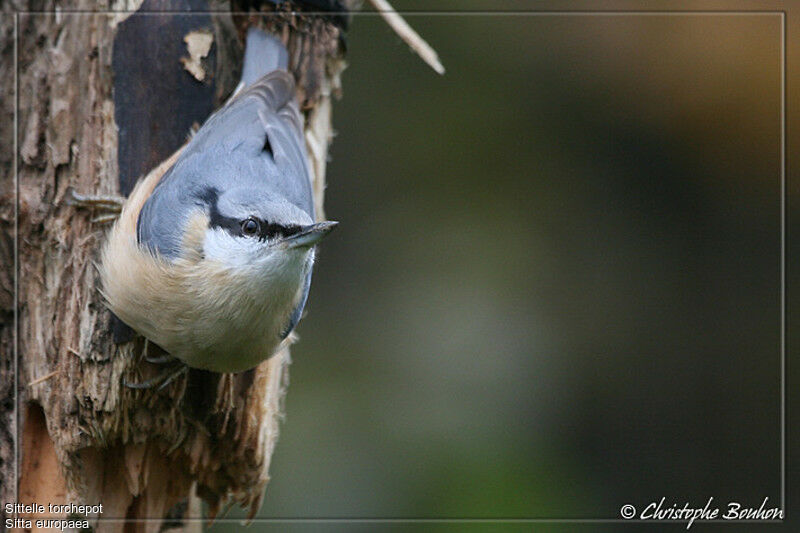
(368, 0, 445, 75)
(28, 370, 59, 387)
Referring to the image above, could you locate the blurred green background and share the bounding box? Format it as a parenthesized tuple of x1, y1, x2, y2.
(216, 4, 791, 532)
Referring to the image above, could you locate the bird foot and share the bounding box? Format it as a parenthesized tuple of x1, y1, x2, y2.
(66, 187, 125, 224)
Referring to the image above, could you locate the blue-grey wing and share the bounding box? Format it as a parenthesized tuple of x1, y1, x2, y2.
(178, 72, 313, 217)
(137, 170, 187, 258)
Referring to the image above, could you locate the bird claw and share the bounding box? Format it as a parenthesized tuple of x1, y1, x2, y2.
(123, 363, 188, 391)
(140, 338, 177, 365)
(144, 353, 175, 365)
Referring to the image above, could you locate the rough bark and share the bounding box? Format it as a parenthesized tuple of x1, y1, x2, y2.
(1, 1, 346, 529)
(1, 5, 18, 522)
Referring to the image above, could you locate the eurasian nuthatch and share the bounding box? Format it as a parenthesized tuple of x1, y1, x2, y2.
(99, 28, 336, 374)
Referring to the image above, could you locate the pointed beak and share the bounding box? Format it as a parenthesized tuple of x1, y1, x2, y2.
(284, 221, 339, 249)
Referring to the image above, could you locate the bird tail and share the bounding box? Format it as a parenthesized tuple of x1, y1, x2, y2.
(239, 28, 289, 88)
(179, 28, 298, 162)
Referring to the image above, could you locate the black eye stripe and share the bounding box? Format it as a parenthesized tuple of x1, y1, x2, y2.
(197, 187, 303, 240)
(262, 223, 302, 240)
(214, 217, 301, 240)
(205, 192, 240, 235)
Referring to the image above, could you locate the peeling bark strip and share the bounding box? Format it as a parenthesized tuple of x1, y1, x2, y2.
(5, 1, 347, 529)
(181, 30, 215, 81)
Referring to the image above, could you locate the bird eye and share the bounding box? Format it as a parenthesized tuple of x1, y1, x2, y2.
(241, 218, 260, 237)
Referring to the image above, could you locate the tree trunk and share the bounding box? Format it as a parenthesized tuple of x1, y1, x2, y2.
(0, 1, 346, 530)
